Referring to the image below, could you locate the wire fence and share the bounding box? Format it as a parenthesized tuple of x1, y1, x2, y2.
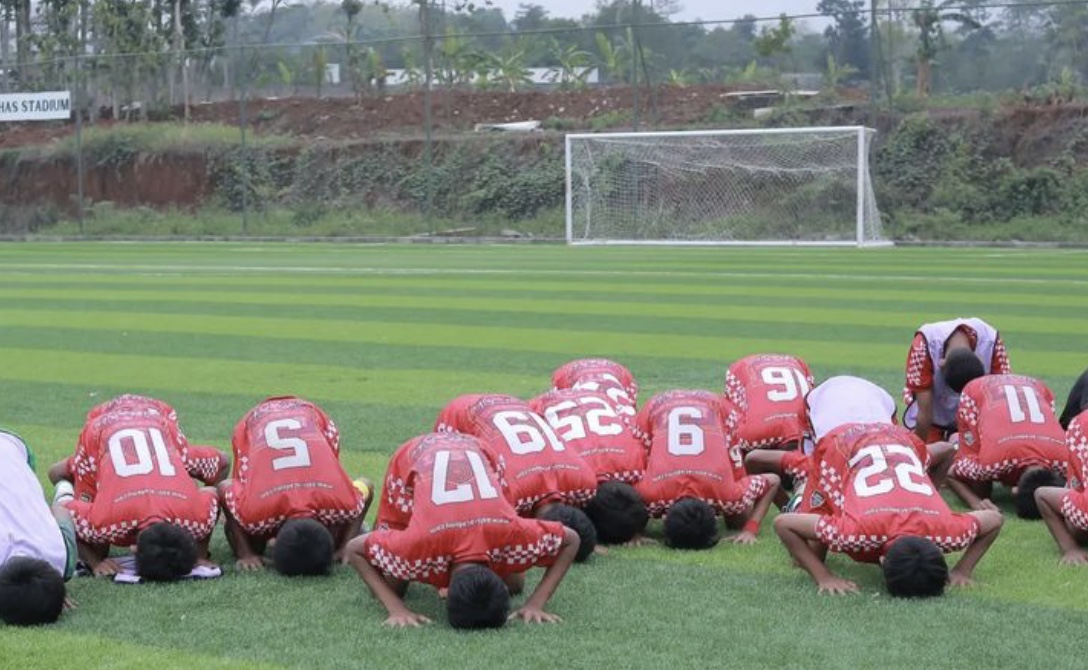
(2, 2, 1088, 241)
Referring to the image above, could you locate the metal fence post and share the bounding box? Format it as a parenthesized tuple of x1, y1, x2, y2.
(74, 53, 85, 235)
(239, 43, 249, 236)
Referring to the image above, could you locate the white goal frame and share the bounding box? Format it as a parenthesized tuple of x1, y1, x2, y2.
(564, 126, 889, 247)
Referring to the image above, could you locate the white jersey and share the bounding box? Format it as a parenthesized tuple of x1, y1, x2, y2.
(918, 317, 998, 428)
(0, 432, 69, 577)
(805, 376, 896, 443)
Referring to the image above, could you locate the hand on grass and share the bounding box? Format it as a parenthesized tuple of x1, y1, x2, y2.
(948, 569, 977, 587)
(235, 556, 264, 572)
(1060, 549, 1088, 566)
(816, 576, 858, 595)
(729, 531, 758, 545)
(509, 606, 562, 624)
(93, 558, 122, 577)
(383, 611, 432, 628)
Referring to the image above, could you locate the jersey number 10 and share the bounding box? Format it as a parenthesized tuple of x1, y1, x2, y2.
(108, 427, 178, 478)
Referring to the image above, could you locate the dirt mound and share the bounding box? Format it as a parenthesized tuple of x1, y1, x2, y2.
(0, 84, 793, 149)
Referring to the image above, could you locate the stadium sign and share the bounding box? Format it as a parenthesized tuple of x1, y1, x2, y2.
(0, 91, 71, 122)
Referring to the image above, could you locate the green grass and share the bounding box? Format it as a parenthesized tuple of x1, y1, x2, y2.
(2, 243, 1088, 669)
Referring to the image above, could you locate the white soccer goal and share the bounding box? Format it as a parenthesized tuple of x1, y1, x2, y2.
(565, 126, 888, 246)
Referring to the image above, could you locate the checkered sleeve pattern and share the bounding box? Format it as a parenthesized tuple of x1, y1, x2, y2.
(951, 453, 1067, 484)
(781, 451, 811, 485)
(711, 475, 769, 517)
(385, 473, 413, 516)
(956, 393, 980, 455)
(903, 334, 932, 405)
(312, 492, 367, 528)
(69, 493, 219, 545)
(1061, 490, 1088, 531)
(992, 338, 1011, 374)
(600, 469, 643, 485)
(1066, 417, 1088, 492)
(929, 517, 979, 553)
(486, 530, 564, 570)
(723, 370, 748, 413)
(224, 484, 287, 537)
(817, 459, 846, 512)
(367, 540, 453, 584)
(815, 516, 887, 556)
(184, 446, 223, 485)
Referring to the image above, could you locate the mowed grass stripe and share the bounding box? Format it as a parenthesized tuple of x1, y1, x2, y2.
(5, 287, 1088, 335)
(6, 274, 1088, 315)
(0, 629, 284, 670)
(0, 309, 1081, 376)
(3, 243, 1087, 275)
(3, 244, 1088, 282)
(0, 347, 544, 408)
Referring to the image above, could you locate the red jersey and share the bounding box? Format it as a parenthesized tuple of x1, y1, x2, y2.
(67, 407, 218, 546)
(435, 394, 597, 514)
(224, 396, 364, 537)
(803, 423, 978, 563)
(551, 358, 638, 418)
(953, 375, 1068, 485)
(375, 432, 507, 532)
(724, 354, 814, 451)
(362, 432, 565, 588)
(633, 390, 764, 517)
(529, 388, 645, 484)
(1060, 412, 1088, 531)
(78, 394, 221, 487)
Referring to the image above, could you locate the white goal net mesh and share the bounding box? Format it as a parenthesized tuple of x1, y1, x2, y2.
(566, 127, 884, 245)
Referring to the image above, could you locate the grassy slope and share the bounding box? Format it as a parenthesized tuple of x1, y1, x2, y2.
(1, 244, 1087, 669)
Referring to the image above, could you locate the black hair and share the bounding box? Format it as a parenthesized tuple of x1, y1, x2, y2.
(135, 523, 199, 582)
(882, 536, 948, 599)
(663, 497, 719, 550)
(538, 504, 597, 562)
(272, 518, 335, 577)
(584, 481, 649, 544)
(0, 557, 66, 626)
(1016, 467, 1066, 520)
(446, 565, 510, 630)
(941, 348, 986, 394)
(1059, 368, 1088, 430)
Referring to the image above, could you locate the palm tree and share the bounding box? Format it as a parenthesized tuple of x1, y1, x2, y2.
(912, 0, 980, 97)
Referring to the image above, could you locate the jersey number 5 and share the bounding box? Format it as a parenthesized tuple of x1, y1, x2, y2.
(849, 444, 933, 498)
(264, 419, 313, 471)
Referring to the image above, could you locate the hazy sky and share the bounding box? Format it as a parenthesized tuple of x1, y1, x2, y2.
(487, 1, 821, 23)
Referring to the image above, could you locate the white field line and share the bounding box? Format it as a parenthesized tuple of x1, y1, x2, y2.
(1, 263, 1087, 286)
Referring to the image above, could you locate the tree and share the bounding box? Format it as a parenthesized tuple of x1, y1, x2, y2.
(913, 0, 980, 96)
(754, 14, 794, 62)
(818, 0, 869, 77)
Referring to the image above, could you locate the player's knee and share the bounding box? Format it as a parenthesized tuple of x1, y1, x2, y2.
(1016, 468, 1066, 520)
(663, 497, 719, 550)
(136, 523, 199, 582)
(446, 565, 509, 630)
(584, 481, 648, 545)
(882, 536, 948, 599)
(0, 557, 66, 626)
(536, 504, 597, 563)
(273, 519, 334, 577)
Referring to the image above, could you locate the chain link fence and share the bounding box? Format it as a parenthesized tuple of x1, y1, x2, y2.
(2, 3, 1088, 242)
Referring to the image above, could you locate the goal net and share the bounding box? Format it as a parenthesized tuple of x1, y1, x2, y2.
(565, 126, 886, 246)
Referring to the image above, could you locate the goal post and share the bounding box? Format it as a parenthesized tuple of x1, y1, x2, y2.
(565, 126, 888, 247)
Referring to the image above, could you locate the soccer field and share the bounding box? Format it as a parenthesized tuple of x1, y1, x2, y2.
(1, 243, 1087, 670)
